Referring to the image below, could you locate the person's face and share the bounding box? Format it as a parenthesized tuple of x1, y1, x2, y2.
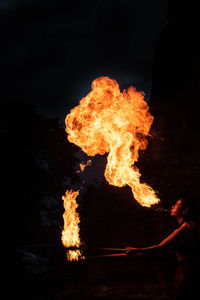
(171, 199, 184, 218)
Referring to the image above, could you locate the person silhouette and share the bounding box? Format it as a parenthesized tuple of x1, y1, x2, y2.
(126, 196, 200, 300)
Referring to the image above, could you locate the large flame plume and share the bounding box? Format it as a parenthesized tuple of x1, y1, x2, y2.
(65, 76, 159, 207)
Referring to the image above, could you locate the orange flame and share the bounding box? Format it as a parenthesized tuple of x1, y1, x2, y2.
(79, 159, 91, 172)
(65, 77, 159, 207)
(61, 190, 82, 261)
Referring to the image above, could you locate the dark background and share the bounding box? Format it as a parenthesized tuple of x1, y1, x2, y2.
(1, 0, 200, 299)
(1, 0, 168, 119)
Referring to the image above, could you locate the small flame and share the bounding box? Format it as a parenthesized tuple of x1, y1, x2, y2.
(65, 77, 159, 207)
(67, 249, 82, 261)
(79, 159, 91, 172)
(61, 190, 83, 261)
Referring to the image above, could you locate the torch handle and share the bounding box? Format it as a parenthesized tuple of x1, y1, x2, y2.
(87, 253, 127, 260)
(88, 247, 126, 252)
(66, 246, 126, 252)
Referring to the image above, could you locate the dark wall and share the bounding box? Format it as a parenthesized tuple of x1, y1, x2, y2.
(150, 0, 199, 131)
(146, 0, 200, 208)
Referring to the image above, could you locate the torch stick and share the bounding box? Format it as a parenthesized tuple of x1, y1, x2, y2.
(66, 246, 126, 252)
(65, 246, 128, 262)
(65, 247, 146, 261)
(86, 247, 126, 252)
(86, 253, 127, 260)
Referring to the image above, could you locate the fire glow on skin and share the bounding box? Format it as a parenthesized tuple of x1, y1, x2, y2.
(62, 77, 160, 261)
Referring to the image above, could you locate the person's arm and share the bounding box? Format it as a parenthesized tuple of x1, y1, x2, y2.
(126, 222, 189, 255)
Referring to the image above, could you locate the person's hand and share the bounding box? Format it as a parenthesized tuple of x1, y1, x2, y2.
(125, 247, 137, 255)
(125, 247, 144, 259)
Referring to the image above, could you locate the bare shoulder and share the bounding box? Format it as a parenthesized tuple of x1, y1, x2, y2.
(177, 221, 191, 233)
(181, 221, 196, 231)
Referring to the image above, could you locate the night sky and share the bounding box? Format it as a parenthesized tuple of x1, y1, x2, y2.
(1, 0, 168, 121)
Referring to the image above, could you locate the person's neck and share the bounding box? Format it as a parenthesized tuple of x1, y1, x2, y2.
(177, 216, 184, 225)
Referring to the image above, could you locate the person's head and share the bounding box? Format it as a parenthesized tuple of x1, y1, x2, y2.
(171, 196, 196, 221)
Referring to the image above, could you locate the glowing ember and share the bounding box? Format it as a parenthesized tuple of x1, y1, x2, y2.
(79, 159, 91, 172)
(61, 190, 82, 261)
(65, 76, 159, 207)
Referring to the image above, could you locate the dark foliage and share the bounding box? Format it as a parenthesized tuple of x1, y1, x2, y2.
(1, 101, 78, 247)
